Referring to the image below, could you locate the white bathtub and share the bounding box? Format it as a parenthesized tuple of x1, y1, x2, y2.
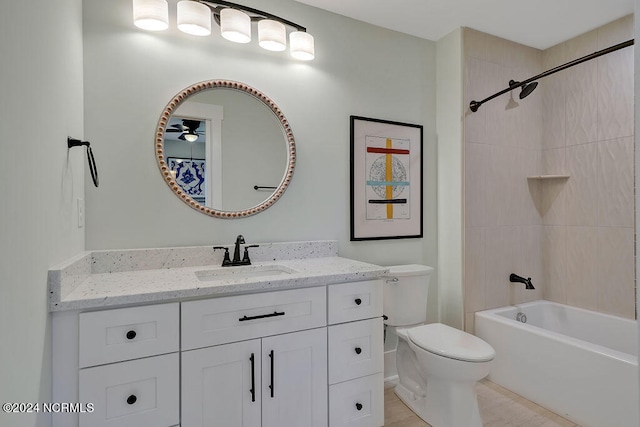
(475, 300, 638, 427)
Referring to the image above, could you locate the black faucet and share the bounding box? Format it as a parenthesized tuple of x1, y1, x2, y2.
(510, 273, 535, 290)
(232, 235, 246, 264)
(213, 235, 259, 267)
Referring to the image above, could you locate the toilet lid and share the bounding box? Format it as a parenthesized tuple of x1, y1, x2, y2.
(407, 323, 496, 362)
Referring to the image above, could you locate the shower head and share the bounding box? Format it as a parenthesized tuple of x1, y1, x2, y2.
(509, 79, 538, 100)
(519, 81, 538, 99)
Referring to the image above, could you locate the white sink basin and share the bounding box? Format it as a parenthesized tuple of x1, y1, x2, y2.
(195, 264, 297, 282)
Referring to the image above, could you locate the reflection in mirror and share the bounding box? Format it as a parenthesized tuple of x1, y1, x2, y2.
(156, 81, 295, 218)
(164, 118, 206, 204)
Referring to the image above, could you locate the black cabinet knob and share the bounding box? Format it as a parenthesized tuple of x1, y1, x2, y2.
(126, 330, 137, 340)
(127, 395, 137, 405)
(355, 347, 362, 355)
(354, 298, 362, 306)
(355, 402, 363, 411)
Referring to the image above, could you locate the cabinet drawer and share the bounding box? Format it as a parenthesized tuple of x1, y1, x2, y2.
(329, 373, 384, 427)
(79, 353, 179, 427)
(328, 318, 383, 385)
(181, 286, 326, 350)
(79, 303, 179, 368)
(327, 280, 382, 325)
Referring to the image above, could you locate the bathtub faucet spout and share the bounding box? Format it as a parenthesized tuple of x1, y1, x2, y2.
(510, 273, 535, 290)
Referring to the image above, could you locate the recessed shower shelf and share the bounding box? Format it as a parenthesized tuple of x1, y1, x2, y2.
(526, 175, 570, 180)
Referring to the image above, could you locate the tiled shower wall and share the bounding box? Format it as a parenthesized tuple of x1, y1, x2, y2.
(463, 16, 635, 331)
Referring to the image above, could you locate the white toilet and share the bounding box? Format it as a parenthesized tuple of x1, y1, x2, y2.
(384, 265, 495, 427)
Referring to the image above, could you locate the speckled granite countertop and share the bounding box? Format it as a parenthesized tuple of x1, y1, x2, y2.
(48, 241, 388, 312)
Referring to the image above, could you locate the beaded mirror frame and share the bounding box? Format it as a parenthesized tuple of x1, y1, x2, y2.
(155, 80, 296, 218)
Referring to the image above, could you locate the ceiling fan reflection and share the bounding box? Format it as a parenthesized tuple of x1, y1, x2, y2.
(166, 119, 204, 142)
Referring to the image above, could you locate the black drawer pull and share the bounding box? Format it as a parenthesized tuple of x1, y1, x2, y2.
(356, 402, 363, 411)
(239, 311, 285, 322)
(250, 353, 256, 402)
(269, 350, 275, 398)
(354, 298, 362, 306)
(127, 395, 137, 405)
(355, 347, 362, 355)
(126, 330, 137, 340)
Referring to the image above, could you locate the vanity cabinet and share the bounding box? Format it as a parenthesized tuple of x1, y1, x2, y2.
(182, 328, 327, 427)
(52, 280, 383, 427)
(180, 287, 328, 427)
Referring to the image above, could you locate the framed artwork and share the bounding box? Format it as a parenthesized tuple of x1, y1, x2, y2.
(167, 157, 206, 204)
(350, 116, 423, 241)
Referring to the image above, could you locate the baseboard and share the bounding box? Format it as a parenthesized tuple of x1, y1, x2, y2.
(384, 376, 399, 389)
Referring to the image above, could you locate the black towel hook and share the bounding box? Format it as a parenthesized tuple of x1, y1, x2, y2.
(68, 137, 99, 188)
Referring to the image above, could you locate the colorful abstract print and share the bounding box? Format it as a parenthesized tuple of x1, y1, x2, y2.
(365, 136, 411, 220)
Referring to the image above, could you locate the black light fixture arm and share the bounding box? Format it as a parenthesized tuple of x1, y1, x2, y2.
(469, 38, 634, 112)
(200, 0, 307, 32)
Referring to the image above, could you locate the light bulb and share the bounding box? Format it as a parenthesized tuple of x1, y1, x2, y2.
(177, 1, 211, 36)
(290, 31, 314, 60)
(258, 20, 286, 51)
(184, 133, 198, 142)
(220, 8, 251, 43)
(133, 0, 169, 31)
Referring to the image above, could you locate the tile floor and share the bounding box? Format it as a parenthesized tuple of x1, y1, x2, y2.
(384, 379, 579, 427)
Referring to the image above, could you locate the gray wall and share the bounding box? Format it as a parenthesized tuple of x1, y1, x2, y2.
(0, 1, 85, 426)
(83, 0, 439, 314)
(635, 0, 640, 411)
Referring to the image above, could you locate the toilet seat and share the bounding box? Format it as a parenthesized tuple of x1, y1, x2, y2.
(407, 323, 495, 362)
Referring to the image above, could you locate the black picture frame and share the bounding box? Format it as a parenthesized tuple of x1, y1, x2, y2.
(350, 116, 423, 241)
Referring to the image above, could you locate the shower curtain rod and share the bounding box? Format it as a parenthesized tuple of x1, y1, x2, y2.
(469, 38, 634, 112)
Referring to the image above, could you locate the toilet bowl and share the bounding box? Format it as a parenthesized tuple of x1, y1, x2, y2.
(383, 265, 496, 427)
(394, 323, 495, 427)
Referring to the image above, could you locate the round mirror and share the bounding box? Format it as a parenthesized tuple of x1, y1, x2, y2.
(155, 80, 296, 218)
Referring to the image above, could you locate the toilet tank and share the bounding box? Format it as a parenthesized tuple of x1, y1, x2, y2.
(383, 264, 434, 326)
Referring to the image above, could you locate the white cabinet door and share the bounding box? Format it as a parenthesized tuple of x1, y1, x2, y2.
(262, 328, 328, 427)
(182, 340, 261, 427)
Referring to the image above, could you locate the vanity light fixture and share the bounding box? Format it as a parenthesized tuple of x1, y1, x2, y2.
(133, 0, 315, 60)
